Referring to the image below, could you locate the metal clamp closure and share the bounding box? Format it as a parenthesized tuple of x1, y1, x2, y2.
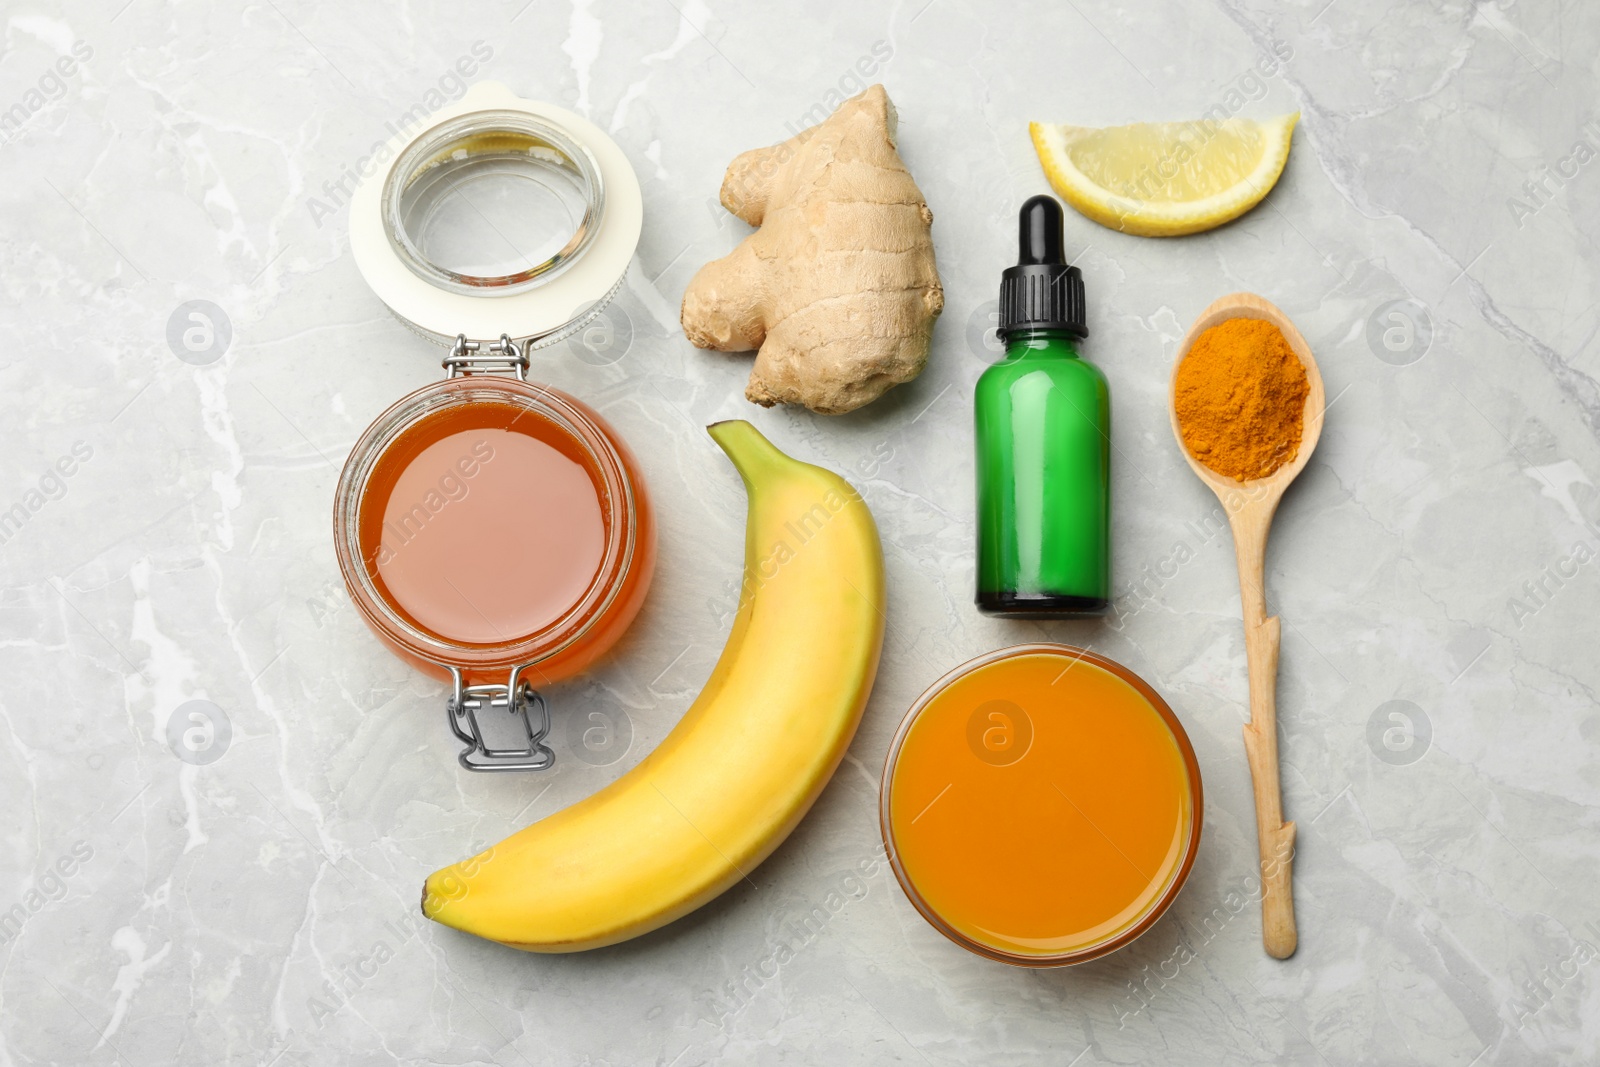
(446, 665, 553, 772)
(444, 333, 529, 381)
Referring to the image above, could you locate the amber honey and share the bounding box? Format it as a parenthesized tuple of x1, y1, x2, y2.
(335, 377, 653, 688)
(359, 401, 608, 645)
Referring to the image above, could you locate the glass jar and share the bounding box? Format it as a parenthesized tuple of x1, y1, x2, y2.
(336, 84, 652, 771)
(880, 644, 1203, 965)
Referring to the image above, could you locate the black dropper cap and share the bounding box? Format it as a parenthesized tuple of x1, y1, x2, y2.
(997, 195, 1088, 339)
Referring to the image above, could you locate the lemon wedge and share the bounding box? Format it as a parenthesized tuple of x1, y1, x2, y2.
(1030, 114, 1298, 237)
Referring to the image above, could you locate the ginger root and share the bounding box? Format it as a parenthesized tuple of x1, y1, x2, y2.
(681, 85, 944, 415)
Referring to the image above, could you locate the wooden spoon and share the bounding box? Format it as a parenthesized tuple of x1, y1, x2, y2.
(1168, 292, 1325, 960)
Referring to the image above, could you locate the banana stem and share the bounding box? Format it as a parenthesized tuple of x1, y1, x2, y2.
(708, 420, 790, 486)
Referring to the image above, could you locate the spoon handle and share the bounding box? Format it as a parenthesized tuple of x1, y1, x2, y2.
(1232, 507, 1298, 959)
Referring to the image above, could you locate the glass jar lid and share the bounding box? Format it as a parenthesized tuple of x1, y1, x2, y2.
(350, 83, 642, 348)
(384, 109, 604, 296)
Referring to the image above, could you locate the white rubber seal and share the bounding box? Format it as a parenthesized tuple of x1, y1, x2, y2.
(350, 82, 642, 346)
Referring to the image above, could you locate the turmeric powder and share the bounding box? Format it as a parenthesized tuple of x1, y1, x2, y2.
(1174, 317, 1308, 482)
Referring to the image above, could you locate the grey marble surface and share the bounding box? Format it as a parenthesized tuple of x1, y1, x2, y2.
(3, 1, 1599, 1064)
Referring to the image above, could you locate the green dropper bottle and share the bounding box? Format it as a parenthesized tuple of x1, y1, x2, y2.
(975, 194, 1110, 616)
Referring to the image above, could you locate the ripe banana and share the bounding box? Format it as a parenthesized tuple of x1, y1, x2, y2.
(422, 420, 886, 950)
